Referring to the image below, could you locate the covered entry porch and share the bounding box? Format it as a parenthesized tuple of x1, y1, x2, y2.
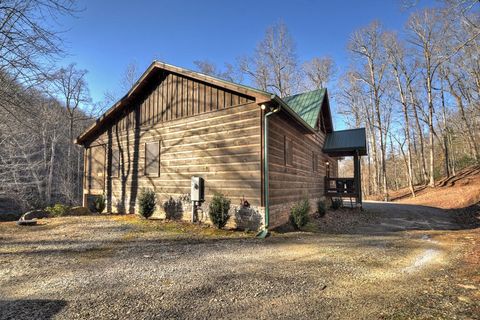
(323, 128, 367, 207)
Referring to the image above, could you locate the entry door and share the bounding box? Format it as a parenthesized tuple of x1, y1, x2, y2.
(87, 145, 106, 191)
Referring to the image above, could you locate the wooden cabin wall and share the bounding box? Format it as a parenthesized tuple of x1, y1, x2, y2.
(83, 71, 262, 216)
(267, 112, 337, 227)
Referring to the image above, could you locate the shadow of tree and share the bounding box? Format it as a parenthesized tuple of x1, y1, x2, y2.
(0, 299, 67, 320)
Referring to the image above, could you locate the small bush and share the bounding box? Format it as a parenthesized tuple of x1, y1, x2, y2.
(138, 189, 157, 219)
(93, 195, 106, 214)
(289, 198, 310, 229)
(45, 204, 70, 217)
(331, 198, 342, 210)
(317, 200, 326, 217)
(163, 197, 182, 220)
(209, 193, 231, 229)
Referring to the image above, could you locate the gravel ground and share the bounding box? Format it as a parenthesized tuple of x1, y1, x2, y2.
(0, 202, 478, 319)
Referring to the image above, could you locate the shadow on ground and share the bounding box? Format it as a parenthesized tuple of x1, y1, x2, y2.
(0, 299, 67, 320)
(362, 201, 479, 232)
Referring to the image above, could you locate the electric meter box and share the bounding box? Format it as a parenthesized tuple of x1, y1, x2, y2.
(191, 176, 204, 202)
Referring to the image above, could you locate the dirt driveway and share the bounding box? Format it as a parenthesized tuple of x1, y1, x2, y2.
(0, 202, 478, 319)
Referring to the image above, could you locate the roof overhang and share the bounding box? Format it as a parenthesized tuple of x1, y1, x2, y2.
(271, 95, 316, 133)
(323, 128, 368, 157)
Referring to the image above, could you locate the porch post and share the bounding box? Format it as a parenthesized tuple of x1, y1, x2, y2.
(354, 150, 362, 205)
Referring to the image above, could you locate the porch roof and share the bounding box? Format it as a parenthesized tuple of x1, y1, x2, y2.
(323, 128, 367, 157)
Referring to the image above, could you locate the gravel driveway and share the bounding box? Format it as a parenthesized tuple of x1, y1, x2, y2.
(0, 202, 478, 319)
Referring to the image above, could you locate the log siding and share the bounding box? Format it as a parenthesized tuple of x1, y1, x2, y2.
(268, 112, 337, 227)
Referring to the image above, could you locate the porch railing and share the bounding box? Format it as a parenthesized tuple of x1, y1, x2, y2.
(324, 177, 358, 197)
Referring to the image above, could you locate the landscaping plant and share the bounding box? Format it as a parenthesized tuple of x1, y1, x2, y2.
(317, 199, 326, 217)
(208, 193, 231, 229)
(331, 198, 343, 210)
(93, 195, 106, 214)
(163, 197, 182, 220)
(45, 204, 70, 217)
(290, 198, 310, 229)
(138, 189, 157, 219)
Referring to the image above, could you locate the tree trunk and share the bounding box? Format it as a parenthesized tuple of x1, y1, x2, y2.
(393, 67, 415, 197)
(367, 57, 388, 200)
(408, 83, 428, 184)
(46, 134, 57, 205)
(440, 82, 450, 177)
(67, 114, 74, 204)
(425, 65, 436, 187)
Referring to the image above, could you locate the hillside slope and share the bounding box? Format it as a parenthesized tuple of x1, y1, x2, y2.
(396, 165, 480, 209)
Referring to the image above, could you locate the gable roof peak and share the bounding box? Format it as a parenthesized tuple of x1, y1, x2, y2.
(280, 88, 332, 131)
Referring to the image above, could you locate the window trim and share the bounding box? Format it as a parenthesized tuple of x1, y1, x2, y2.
(284, 135, 293, 167)
(144, 141, 160, 177)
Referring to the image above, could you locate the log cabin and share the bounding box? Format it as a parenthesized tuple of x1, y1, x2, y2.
(75, 61, 366, 231)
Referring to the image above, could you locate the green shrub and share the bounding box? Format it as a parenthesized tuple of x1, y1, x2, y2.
(45, 204, 70, 217)
(289, 198, 310, 229)
(163, 197, 182, 220)
(331, 198, 342, 210)
(208, 193, 231, 229)
(317, 200, 326, 217)
(93, 195, 106, 214)
(138, 189, 157, 219)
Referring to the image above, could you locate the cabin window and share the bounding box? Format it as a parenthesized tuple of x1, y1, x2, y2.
(284, 136, 293, 166)
(145, 141, 160, 176)
(111, 148, 120, 178)
(312, 152, 318, 172)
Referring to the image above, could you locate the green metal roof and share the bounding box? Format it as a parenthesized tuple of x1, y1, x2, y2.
(323, 128, 368, 156)
(282, 88, 327, 129)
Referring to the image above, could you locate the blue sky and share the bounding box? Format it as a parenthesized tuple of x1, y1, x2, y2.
(58, 0, 438, 127)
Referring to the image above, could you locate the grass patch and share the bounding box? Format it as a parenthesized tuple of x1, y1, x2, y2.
(111, 214, 254, 240)
(301, 222, 320, 233)
(70, 246, 117, 263)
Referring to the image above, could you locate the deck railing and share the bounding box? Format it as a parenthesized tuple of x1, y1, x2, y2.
(324, 177, 358, 197)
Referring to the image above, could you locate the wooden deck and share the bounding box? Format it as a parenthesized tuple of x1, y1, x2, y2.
(325, 176, 362, 207)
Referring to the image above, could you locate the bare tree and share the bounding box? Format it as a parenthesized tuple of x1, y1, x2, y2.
(50, 64, 91, 204)
(338, 71, 380, 195)
(349, 21, 390, 200)
(193, 60, 241, 83)
(407, 7, 480, 186)
(239, 22, 300, 97)
(384, 32, 416, 196)
(0, 72, 89, 211)
(0, 0, 76, 109)
(302, 56, 336, 90)
(120, 62, 140, 93)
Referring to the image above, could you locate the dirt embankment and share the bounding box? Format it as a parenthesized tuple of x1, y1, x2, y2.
(367, 165, 480, 208)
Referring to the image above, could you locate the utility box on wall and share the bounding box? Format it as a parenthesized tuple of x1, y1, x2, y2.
(191, 176, 205, 202)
